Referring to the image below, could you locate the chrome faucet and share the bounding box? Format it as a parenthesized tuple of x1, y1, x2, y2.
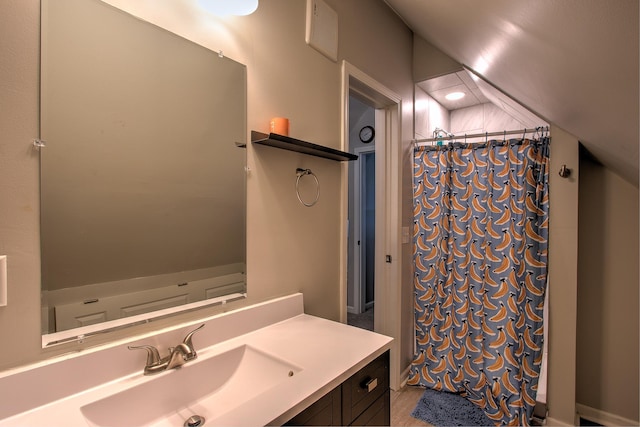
(128, 324, 204, 375)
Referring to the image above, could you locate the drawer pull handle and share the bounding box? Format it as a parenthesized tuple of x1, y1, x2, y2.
(363, 377, 378, 392)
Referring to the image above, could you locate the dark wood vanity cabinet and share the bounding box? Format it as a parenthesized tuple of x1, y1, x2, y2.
(283, 385, 342, 426)
(283, 350, 390, 426)
(341, 350, 390, 426)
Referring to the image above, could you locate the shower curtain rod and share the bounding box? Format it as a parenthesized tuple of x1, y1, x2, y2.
(413, 126, 548, 147)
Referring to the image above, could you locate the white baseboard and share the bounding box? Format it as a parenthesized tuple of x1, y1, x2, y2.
(576, 403, 639, 426)
(545, 416, 574, 426)
(398, 364, 411, 389)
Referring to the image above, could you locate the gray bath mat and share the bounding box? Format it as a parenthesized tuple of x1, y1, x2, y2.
(411, 387, 494, 426)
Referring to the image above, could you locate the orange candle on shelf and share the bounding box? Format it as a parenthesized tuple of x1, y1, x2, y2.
(269, 117, 289, 136)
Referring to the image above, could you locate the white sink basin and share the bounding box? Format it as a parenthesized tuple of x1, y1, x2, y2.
(80, 345, 302, 427)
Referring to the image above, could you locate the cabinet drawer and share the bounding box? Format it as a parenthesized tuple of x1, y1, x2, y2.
(350, 390, 390, 426)
(342, 351, 389, 425)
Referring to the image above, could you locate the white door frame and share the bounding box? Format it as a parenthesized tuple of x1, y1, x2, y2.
(340, 61, 402, 390)
(352, 146, 375, 315)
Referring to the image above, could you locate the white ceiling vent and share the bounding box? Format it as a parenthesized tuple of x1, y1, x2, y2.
(305, 0, 338, 62)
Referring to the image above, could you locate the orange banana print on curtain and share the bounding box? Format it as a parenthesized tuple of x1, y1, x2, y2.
(408, 138, 550, 426)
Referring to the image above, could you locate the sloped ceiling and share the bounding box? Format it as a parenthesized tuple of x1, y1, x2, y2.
(384, 0, 639, 185)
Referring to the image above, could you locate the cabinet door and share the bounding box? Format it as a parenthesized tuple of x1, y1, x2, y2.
(350, 390, 390, 426)
(283, 386, 341, 426)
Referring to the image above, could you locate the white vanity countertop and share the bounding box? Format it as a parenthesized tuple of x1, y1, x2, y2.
(0, 294, 392, 426)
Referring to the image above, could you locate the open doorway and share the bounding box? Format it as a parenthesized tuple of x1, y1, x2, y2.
(347, 104, 376, 330)
(340, 61, 402, 390)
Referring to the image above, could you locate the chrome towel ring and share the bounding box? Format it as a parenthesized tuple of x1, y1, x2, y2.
(295, 168, 320, 207)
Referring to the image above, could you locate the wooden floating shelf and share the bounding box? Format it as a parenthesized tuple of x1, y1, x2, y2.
(251, 131, 358, 162)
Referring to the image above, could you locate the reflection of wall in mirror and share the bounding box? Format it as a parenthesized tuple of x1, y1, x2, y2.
(51, 269, 245, 332)
(39, 0, 247, 334)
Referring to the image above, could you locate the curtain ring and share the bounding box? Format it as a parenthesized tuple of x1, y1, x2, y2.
(296, 168, 320, 207)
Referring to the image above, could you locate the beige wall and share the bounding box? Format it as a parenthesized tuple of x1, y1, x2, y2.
(546, 126, 580, 424)
(577, 153, 639, 422)
(0, 0, 414, 370)
(412, 35, 462, 82)
(0, 0, 42, 366)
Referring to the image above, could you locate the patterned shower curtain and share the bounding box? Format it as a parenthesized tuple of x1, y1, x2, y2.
(408, 137, 550, 426)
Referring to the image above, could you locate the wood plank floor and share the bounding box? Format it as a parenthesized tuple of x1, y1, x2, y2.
(390, 385, 432, 426)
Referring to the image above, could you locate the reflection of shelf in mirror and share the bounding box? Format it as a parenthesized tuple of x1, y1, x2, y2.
(251, 131, 358, 161)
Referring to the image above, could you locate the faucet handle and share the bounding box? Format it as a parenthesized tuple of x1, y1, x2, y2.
(181, 324, 205, 360)
(128, 344, 161, 366)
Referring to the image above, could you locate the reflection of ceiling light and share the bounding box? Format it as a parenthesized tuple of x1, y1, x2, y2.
(198, 0, 258, 16)
(445, 91, 465, 101)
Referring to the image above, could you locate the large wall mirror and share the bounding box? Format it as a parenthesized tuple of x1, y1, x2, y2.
(40, 0, 247, 346)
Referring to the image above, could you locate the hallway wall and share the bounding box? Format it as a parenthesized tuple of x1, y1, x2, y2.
(347, 96, 375, 311)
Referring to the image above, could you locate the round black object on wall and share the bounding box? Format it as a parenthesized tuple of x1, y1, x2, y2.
(359, 125, 375, 143)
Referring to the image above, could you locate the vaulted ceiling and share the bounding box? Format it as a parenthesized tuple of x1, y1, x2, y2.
(384, 0, 639, 185)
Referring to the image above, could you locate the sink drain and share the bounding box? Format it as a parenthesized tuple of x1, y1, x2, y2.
(184, 415, 205, 427)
